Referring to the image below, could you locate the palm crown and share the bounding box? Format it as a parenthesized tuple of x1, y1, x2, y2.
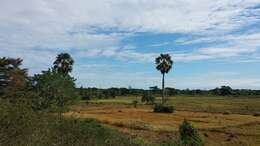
(155, 54, 173, 74)
(53, 53, 74, 75)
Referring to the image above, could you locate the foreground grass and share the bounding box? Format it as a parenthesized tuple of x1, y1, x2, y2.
(0, 100, 142, 146)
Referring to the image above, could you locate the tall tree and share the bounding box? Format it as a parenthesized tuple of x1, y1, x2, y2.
(53, 53, 74, 75)
(155, 54, 173, 104)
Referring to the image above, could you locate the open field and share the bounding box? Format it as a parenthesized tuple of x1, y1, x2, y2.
(67, 96, 260, 146)
(89, 95, 260, 114)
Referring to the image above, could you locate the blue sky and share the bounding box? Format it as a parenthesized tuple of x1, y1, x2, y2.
(1, 0, 260, 89)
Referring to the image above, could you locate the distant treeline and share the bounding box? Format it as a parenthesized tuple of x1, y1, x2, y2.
(78, 86, 260, 99)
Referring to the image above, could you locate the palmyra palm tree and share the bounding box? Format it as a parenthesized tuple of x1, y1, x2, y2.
(53, 53, 74, 75)
(155, 54, 173, 104)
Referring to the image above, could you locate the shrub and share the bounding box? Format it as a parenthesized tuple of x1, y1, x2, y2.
(179, 119, 204, 146)
(153, 104, 175, 113)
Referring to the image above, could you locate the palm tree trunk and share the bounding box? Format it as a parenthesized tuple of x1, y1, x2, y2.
(162, 73, 165, 104)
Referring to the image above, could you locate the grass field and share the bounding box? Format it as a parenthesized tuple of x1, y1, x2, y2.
(67, 96, 260, 146)
(88, 95, 260, 114)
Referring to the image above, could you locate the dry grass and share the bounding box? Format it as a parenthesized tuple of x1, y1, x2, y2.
(65, 105, 260, 146)
(87, 95, 260, 114)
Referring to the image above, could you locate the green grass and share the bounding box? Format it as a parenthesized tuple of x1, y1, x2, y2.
(86, 95, 260, 114)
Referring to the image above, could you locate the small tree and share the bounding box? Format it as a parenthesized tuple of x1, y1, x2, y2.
(32, 69, 78, 111)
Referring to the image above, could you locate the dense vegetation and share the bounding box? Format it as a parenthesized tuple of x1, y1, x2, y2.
(0, 55, 139, 146)
(0, 99, 139, 146)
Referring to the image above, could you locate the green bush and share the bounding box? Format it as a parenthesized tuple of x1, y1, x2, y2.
(32, 69, 79, 111)
(153, 104, 175, 113)
(179, 119, 204, 146)
(0, 99, 140, 146)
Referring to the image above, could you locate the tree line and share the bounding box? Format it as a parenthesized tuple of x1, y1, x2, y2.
(78, 86, 260, 100)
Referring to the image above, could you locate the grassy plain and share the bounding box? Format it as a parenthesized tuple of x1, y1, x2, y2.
(89, 95, 260, 114)
(67, 96, 260, 146)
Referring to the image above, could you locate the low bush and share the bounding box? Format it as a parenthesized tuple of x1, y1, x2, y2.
(153, 104, 175, 113)
(179, 119, 204, 146)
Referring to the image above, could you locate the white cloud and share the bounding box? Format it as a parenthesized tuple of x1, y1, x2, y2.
(150, 42, 170, 47)
(174, 30, 260, 61)
(1, 0, 259, 50)
(199, 47, 257, 57)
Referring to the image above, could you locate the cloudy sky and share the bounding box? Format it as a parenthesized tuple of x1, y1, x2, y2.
(1, 0, 260, 89)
